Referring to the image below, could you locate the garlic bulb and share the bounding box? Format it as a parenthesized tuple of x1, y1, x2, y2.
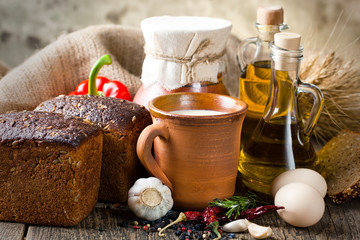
(128, 177, 173, 221)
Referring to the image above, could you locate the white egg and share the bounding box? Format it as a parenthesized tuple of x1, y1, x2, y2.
(271, 168, 327, 197)
(274, 182, 325, 227)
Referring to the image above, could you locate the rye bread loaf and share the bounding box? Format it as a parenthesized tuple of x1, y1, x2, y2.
(315, 129, 360, 204)
(35, 95, 152, 202)
(0, 111, 103, 226)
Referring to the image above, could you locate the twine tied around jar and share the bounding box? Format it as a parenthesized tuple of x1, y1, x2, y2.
(144, 39, 225, 85)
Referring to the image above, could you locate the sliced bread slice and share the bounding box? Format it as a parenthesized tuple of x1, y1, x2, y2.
(315, 129, 360, 204)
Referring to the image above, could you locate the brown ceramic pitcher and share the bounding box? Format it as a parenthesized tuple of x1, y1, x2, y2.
(137, 93, 247, 210)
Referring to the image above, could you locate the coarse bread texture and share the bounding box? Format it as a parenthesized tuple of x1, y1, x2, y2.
(0, 111, 103, 226)
(35, 95, 152, 202)
(315, 129, 360, 204)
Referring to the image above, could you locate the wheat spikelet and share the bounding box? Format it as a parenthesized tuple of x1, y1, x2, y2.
(300, 18, 360, 142)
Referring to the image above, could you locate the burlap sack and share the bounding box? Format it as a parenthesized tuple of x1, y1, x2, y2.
(0, 25, 240, 114)
(0, 62, 9, 79)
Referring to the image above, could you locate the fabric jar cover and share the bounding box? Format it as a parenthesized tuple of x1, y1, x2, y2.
(141, 16, 232, 91)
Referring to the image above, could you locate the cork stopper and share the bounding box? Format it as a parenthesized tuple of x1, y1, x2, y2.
(257, 6, 284, 25)
(273, 32, 302, 71)
(274, 32, 301, 50)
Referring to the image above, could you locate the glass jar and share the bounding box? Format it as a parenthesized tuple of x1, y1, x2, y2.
(237, 6, 288, 151)
(238, 32, 324, 194)
(133, 16, 232, 108)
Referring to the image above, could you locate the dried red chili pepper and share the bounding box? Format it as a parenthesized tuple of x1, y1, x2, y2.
(202, 206, 223, 226)
(218, 205, 285, 223)
(69, 55, 132, 101)
(241, 205, 284, 221)
(184, 211, 203, 221)
(202, 207, 224, 240)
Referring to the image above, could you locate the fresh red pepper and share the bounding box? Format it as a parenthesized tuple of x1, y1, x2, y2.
(69, 54, 132, 101)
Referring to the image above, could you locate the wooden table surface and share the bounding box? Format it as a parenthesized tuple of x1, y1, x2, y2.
(0, 196, 359, 240)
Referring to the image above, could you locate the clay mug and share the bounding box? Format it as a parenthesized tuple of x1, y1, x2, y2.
(137, 93, 247, 210)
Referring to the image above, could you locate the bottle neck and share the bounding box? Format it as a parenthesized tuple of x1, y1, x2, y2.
(271, 44, 303, 71)
(263, 45, 303, 123)
(256, 23, 288, 42)
(252, 23, 288, 63)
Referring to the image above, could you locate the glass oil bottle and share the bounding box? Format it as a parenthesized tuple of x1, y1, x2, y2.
(237, 6, 288, 150)
(238, 32, 324, 195)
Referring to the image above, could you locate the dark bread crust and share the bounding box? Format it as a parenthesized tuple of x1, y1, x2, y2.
(35, 95, 150, 134)
(0, 111, 101, 147)
(35, 95, 152, 202)
(0, 111, 103, 226)
(329, 181, 360, 204)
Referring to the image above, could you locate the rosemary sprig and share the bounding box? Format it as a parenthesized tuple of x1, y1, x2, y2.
(209, 192, 266, 219)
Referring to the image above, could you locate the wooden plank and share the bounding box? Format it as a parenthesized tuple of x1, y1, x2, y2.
(254, 197, 360, 240)
(24, 198, 360, 240)
(326, 197, 360, 238)
(234, 175, 360, 239)
(26, 205, 179, 240)
(0, 222, 25, 240)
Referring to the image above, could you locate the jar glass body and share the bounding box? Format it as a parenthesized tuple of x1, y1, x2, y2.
(238, 44, 324, 195)
(237, 24, 288, 150)
(133, 74, 228, 109)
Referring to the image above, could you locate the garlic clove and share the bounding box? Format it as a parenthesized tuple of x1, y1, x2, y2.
(248, 222, 272, 239)
(221, 219, 250, 232)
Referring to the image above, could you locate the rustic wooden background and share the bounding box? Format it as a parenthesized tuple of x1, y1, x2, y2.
(1, 197, 359, 240)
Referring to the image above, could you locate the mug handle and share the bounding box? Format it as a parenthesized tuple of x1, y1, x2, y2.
(136, 121, 173, 190)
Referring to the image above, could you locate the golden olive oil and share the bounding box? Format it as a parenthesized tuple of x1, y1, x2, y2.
(239, 61, 271, 118)
(238, 60, 271, 150)
(238, 118, 317, 194)
(238, 61, 322, 195)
